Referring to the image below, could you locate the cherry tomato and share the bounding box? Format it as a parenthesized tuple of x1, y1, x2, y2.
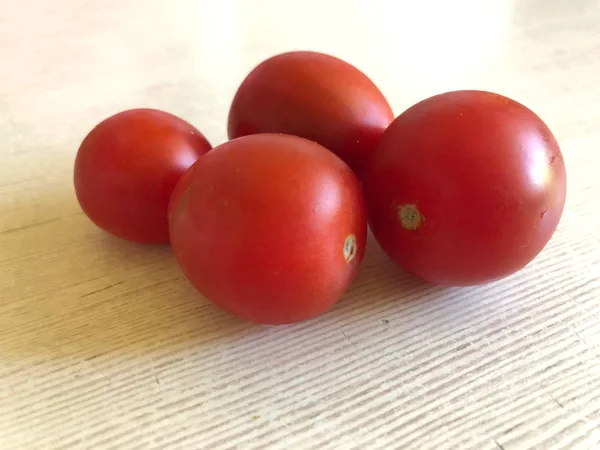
(169, 133, 367, 324)
(227, 51, 394, 177)
(362, 90, 567, 286)
(74, 108, 211, 244)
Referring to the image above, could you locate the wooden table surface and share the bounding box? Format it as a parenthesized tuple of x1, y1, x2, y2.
(2, 1, 600, 448)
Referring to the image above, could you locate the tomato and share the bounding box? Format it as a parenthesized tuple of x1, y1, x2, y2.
(169, 133, 367, 324)
(74, 108, 211, 244)
(362, 90, 567, 286)
(227, 51, 394, 177)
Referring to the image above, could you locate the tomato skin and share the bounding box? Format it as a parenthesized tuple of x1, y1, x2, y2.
(169, 133, 367, 324)
(227, 51, 394, 177)
(74, 109, 211, 244)
(362, 90, 567, 286)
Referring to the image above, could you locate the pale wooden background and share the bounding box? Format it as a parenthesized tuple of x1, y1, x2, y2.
(1, 0, 600, 449)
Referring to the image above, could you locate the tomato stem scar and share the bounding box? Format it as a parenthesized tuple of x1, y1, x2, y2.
(397, 204, 423, 230)
(343, 235, 358, 263)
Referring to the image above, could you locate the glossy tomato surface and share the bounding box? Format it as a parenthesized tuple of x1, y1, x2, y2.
(74, 108, 211, 244)
(169, 133, 367, 324)
(362, 90, 567, 286)
(227, 51, 394, 177)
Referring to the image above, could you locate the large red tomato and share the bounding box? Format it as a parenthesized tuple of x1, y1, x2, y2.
(362, 90, 567, 286)
(169, 133, 367, 324)
(227, 51, 394, 177)
(74, 109, 211, 244)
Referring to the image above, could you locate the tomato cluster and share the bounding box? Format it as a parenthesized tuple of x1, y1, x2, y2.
(74, 51, 567, 324)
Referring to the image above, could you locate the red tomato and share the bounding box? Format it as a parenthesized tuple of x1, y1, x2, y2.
(74, 109, 211, 244)
(169, 133, 367, 324)
(362, 90, 567, 286)
(227, 51, 394, 177)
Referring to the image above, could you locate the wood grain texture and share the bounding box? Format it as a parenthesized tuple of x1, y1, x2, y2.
(1, 0, 599, 448)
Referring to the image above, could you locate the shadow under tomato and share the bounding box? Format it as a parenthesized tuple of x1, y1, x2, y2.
(0, 188, 252, 362)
